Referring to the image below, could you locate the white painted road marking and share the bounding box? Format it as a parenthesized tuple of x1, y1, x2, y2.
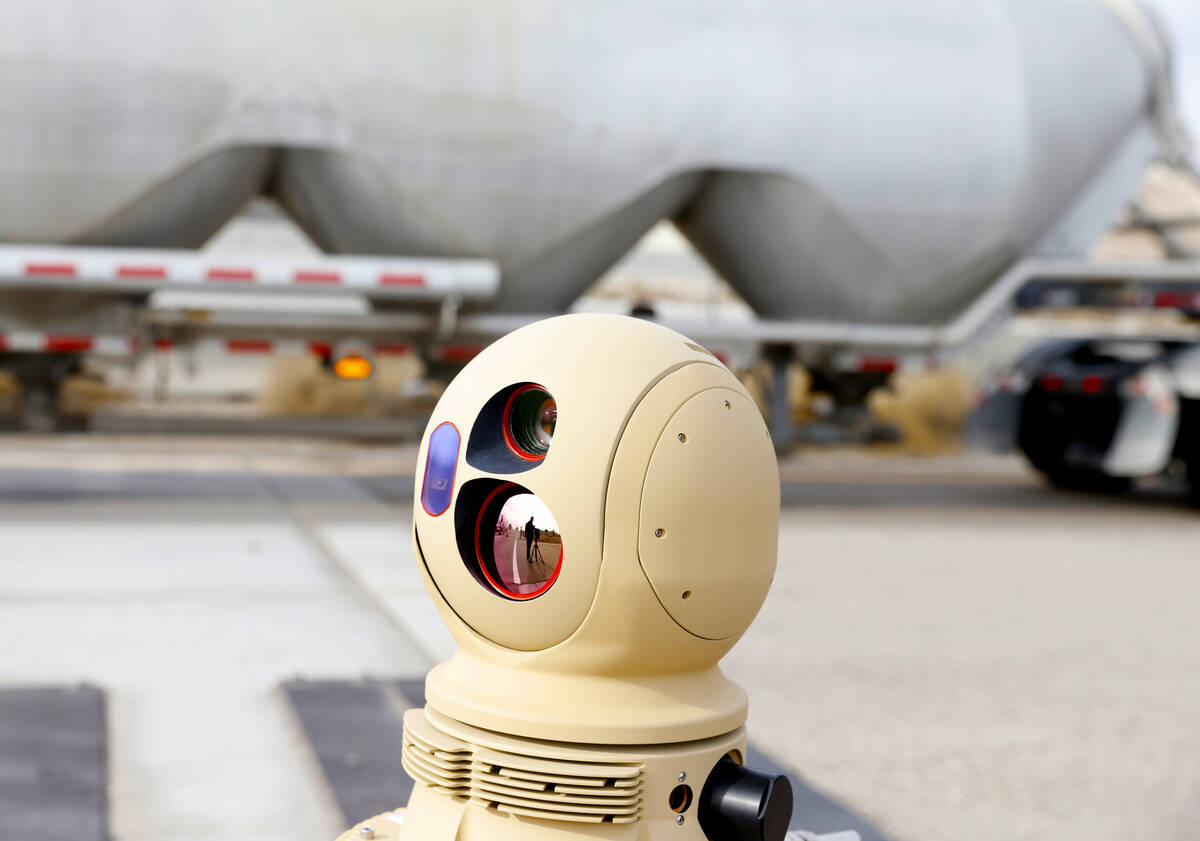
(511, 532, 523, 587)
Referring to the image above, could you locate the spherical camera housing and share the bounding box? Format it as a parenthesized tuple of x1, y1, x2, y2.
(412, 314, 780, 745)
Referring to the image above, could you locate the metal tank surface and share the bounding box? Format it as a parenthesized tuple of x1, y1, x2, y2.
(0, 0, 1176, 325)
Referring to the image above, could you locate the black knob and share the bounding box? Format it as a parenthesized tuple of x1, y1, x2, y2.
(698, 757, 793, 841)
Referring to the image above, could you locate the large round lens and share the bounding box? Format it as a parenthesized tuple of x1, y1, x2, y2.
(486, 492, 563, 598)
(505, 385, 556, 459)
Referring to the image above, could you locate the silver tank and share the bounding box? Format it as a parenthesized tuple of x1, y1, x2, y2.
(0, 0, 1174, 324)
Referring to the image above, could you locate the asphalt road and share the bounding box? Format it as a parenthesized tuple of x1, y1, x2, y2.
(0, 436, 1197, 841)
(491, 529, 558, 595)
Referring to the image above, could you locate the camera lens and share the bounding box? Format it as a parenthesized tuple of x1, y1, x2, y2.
(466, 483, 563, 599)
(504, 385, 556, 460)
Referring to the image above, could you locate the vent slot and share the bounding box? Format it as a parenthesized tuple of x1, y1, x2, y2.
(403, 711, 644, 824)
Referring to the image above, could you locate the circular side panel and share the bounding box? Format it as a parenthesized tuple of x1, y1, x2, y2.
(638, 388, 779, 640)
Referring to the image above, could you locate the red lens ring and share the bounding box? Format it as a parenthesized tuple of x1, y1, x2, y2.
(501, 383, 552, 462)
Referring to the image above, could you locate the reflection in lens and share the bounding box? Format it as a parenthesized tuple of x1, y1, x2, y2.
(490, 492, 563, 597)
(507, 386, 556, 458)
(534, 397, 556, 449)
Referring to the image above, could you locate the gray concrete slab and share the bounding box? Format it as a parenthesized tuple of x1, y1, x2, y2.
(0, 477, 431, 841)
(0, 468, 264, 502)
(723, 487, 1200, 841)
(296, 503, 458, 665)
(0, 685, 109, 841)
(0, 467, 411, 506)
(89, 413, 426, 441)
(284, 679, 419, 826)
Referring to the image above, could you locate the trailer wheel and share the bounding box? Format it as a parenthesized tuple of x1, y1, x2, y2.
(19, 382, 65, 432)
(1042, 465, 1131, 495)
(1170, 397, 1200, 507)
(0, 352, 87, 432)
(1021, 446, 1131, 495)
(1017, 386, 1131, 495)
(1184, 454, 1200, 507)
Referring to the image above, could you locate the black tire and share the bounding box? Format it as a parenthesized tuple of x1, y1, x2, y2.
(1017, 392, 1130, 496)
(1185, 455, 1200, 507)
(18, 384, 59, 433)
(1038, 465, 1131, 495)
(1021, 439, 1131, 494)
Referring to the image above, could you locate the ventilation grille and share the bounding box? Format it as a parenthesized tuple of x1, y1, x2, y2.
(402, 711, 643, 824)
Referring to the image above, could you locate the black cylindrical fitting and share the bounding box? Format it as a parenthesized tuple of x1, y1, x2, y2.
(698, 757, 793, 841)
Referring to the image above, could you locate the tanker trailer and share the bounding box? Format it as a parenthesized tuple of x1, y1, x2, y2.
(0, 0, 1185, 428)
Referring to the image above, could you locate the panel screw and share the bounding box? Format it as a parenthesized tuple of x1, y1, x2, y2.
(677, 771, 687, 782)
(654, 528, 665, 538)
(676, 815, 685, 825)
(724, 400, 731, 409)
(677, 433, 687, 443)
(360, 827, 375, 839)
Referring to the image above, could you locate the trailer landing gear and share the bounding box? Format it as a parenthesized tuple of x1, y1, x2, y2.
(0, 352, 87, 432)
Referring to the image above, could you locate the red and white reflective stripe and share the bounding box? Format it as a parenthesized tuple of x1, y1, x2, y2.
(830, 352, 939, 374)
(379, 272, 425, 287)
(435, 344, 484, 362)
(164, 338, 415, 358)
(0, 245, 498, 299)
(1152, 290, 1200, 310)
(205, 267, 257, 283)
(116, 264, 167, 279)
(293, 270, 342, 285)
(0, 333, 416, 358)
(0, 332, 138, 354)
(374, 344, 413, 356)
(23, 262, 77, 276)
(223, 339, 274, 354)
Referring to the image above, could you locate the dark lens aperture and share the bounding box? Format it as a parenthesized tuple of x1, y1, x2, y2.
(507, 387, 556, 458)
(487, 491, 563, 598)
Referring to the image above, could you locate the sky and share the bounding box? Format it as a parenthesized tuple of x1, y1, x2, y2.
(498, 494, 560, 534)
(1151, 0, 1200, 149)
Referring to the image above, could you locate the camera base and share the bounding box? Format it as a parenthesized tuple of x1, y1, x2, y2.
(391, 704, 744, 841)
(335, 809, 407, 841)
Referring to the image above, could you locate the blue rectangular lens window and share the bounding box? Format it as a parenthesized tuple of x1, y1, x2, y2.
(421, 422, 460, 516)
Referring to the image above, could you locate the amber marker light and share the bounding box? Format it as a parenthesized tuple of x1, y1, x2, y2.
(333, 355, 373, 380)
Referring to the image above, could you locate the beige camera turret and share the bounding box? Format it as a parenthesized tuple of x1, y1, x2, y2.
(346, 314, 791, 841)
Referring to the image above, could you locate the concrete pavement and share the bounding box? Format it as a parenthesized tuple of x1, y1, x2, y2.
(1, 436, 1197, 841)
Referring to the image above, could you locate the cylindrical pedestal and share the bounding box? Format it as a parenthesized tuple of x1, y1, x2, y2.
(335, 810, 407, 841)
(393, 705, 746, 841)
